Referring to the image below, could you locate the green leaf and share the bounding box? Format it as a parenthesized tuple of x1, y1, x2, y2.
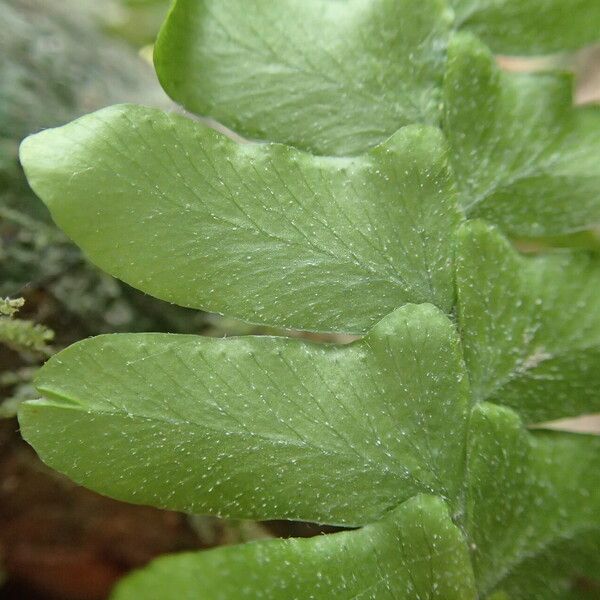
(465, 403, 600, 598)
(152, 0, 600, 158)
(111, 495, 477, 600)
(19, 104, 462, 334)
(450, 0, 600, 55)
(18, 304, 471, 525)
(444, 34, 600, 239)
(456, 221, 600, 423)
(154, 0, 453, 156)
(490, 531, 600, 600)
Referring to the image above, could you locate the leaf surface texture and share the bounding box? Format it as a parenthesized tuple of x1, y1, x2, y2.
(20, 304, 470, 524)
(112, 495, 477, 600)
(20, 104, 461, 333)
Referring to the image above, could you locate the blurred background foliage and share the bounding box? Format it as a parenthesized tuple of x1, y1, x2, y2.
(0, 0, 599, 598)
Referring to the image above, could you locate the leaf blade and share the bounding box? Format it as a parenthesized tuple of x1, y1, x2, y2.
(19, 304, 471, 524)
(444, 34, 600, 239)
(456, 221, 600, 423)
(111, 495, 476, 600)
(450, 0, 600, 54)
(465, 403, 600, 597)
(154, 0, 453, 156)
(20, 104, 461, 333)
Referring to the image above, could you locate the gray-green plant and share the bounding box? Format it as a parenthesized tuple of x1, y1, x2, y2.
(17, 1, 600, 598)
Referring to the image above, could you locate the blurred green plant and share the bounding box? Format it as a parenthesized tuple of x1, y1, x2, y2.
(0, 297, 53, 355)
(0, 297, 53, 418)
